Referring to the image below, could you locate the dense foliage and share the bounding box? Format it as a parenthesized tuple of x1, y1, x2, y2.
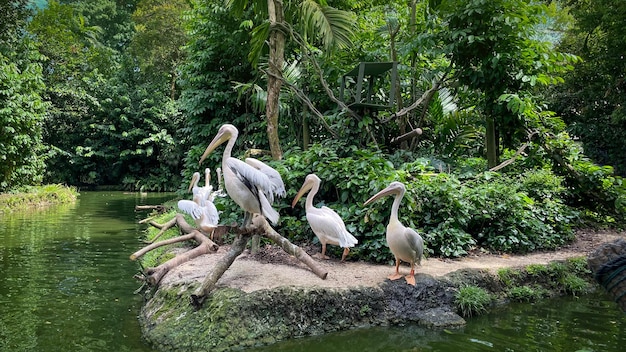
(0, 1, 48, 192)
(549, 0, 626, 176)
(2, 0, 625, 260)
(267, 141, 581, 261)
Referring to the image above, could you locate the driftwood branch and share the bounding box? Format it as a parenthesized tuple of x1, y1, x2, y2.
(190, 215, 328, 309)
(190, 232, 252, 308)
(135, 231, 218, 285)
(258, 217, 328, 280)
(131, 213, 222, 286)
(135, 204, 168, 213)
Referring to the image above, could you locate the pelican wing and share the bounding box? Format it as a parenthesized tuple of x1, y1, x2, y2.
(308, 206, 358, 248)
(177, 200, 202, 220)
(225, 157, 279, 224)
(203, 201, 220, 226)
(245, 157, 286, 201)
(226, 157, 273, 194)
(403, 227, 424, 264)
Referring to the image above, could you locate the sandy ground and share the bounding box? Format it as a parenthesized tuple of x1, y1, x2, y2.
(159, 229, 625, 293)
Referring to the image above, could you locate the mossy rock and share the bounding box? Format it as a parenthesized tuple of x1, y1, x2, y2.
(139, 260, 597, 351)
(140, 276, 465, 351)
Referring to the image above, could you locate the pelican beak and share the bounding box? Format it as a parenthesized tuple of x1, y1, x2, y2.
(291, 180, 312, 208)
(364, 185, 396, 206)
(188, 172, 200, 192)
(199, 129, 229, 165)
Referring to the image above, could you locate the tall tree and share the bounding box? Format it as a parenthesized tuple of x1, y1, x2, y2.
(224, 0, 355, 160)
(551, 0, 626, 175)
(130, 0, 189, 99)
(0, 1, 48, 191)
(432, 0, 578, 167)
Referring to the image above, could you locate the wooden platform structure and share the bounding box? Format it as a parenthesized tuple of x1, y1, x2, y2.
(340, 61, 398, 110)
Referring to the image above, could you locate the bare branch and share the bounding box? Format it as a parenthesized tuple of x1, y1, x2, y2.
(382, 72, 448, 123)
(489, 130, 538, 172)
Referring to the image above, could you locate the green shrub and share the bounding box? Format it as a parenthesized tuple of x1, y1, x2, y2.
(566, 256, 591, 275)
(455, 285, 492, 317)
(560, 274, 590, 297)
(526, 263, 550, 277)
(507, 285, 548, 302)
(202, 141, 619, 262)
(0, 184, 78, 213)
(497, 267, 523, 287)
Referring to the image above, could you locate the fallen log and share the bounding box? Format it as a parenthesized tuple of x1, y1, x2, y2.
(135, 204, 168, 213)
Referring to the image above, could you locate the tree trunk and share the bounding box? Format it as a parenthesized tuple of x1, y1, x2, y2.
(302, 107, 310, 150)
(486, 115, 498, 168)
(266, 0, 285, 160)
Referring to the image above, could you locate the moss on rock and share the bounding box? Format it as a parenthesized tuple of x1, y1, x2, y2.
(139, 257, 598, 351)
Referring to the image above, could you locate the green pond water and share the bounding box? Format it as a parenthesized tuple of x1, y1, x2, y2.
(1, 191, 624, 351)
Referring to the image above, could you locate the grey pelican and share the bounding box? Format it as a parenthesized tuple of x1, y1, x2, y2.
(178, 171, 219, 236)
(199, 124, 283, 225)
(292, 174, 358, 261)
(364, 181, 424, 286)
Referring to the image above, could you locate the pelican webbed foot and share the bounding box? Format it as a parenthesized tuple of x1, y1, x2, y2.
(388, 273, 403, 281)
(313, 252, 331, 260)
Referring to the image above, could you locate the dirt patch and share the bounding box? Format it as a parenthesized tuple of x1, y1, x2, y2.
(159, 229, 625, 293)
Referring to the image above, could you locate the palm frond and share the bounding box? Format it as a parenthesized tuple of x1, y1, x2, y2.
(299, 1, 355, 51)
(429, 89, 480, 157)
(248, 21, 270, 66)
(282, 60, 302, 85)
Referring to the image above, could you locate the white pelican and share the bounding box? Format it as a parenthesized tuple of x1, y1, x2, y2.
(199, 124, 283, 225)
(292, 174, 358, 261)
(364, 181, 424, 286)
(188, 169, 213, 205)
(178, 171, 219, 236)
(214, 167, 227, 198)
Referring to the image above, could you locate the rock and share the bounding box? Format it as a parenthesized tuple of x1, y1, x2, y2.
(140, 274, 468, 351)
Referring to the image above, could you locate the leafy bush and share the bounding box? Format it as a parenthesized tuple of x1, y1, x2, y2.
(0, 184, 78, 213)
(195, 139, 623, 263)
(455, 285, 492, 317)
(463, 171, 577, 253)
(497, 267, 523, 287)
(270, 142, 597, 261)
(507, 285, 548, 302)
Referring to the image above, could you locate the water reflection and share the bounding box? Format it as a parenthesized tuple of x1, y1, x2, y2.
(0, 191, 172, 352)
(248, 293, 625, 352)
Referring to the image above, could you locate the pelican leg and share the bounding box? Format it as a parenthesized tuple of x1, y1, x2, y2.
(243, 211, 251, 227)
(388, 258, 403, 281)
(340, 248, 350, 262)
(315, 243, 330, 260)
(405, 263, 416, 286)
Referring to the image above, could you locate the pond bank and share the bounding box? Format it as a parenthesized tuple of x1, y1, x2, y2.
(138, 230, 624, 351)
(0, 184, 78, 213)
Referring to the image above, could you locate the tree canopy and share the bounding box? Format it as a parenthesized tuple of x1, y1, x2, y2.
(1, 0, 625, 258)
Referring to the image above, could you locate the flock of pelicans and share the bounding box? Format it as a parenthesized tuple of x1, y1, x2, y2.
(177, 124, 424, 286)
